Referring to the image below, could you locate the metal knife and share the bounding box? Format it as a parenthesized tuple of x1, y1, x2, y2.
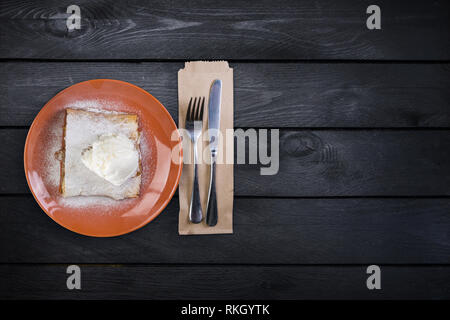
(206, 79, 222, 226)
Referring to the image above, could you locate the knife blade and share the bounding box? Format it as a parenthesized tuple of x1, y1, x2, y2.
(206, 79, 222, 226)
(208, 79, 222, 152)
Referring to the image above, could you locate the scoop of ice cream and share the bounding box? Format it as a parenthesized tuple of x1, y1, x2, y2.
(81, 134, 139, 186)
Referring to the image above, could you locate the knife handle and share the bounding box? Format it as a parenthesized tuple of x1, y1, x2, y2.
(206, 160, 218, 226)
(189, 142, 203, 224)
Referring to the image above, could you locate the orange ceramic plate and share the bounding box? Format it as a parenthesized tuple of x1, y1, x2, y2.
(24, 79, 182, 237)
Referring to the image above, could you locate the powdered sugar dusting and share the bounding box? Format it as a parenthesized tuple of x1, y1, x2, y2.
(59, 194, 135, 208)
(64, 99, 127, 114)
(43, 112, 64, 190)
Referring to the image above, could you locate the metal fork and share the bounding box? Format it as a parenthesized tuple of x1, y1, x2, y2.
(185, 97, 205, 223)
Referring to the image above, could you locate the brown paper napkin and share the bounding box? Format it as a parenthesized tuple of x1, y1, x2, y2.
(178, 61, 234, 235)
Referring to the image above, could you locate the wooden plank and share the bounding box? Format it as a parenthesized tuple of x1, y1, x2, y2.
(1, 264, 449, 299)
(0, 0, 448, 60)
(236, 129, 450, 197)
(3, 129, 450, 196)
(1, 62, 449, 127)
(1, 196, 449, 264)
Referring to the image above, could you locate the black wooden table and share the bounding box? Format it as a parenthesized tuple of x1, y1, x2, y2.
(0, 0, 449, 300)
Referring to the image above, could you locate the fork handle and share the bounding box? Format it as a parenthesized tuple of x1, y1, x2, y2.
(189, 143, 203, 224)
(206, 158, 218, 226)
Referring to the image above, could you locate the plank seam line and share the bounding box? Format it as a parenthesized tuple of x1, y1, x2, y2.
(238, 127, 450, 131)
(2, 194, 450, 199)
(4, 126, 450, 131)
(1, 263, 449, 267)
(0, 58, 449, 64)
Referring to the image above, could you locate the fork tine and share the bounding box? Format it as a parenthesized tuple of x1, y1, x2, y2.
(192, 97, 197, 120)
(191, 97, 198, 121)
(196, 96, 203, 120)
(195, 96, 201, 120)
(187, 97, 193, 121)
(199, 97, 205, 120)
(193, 97, 197, 120)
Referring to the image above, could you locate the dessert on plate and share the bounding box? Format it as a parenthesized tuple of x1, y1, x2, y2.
(61, 108, 141, 200)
